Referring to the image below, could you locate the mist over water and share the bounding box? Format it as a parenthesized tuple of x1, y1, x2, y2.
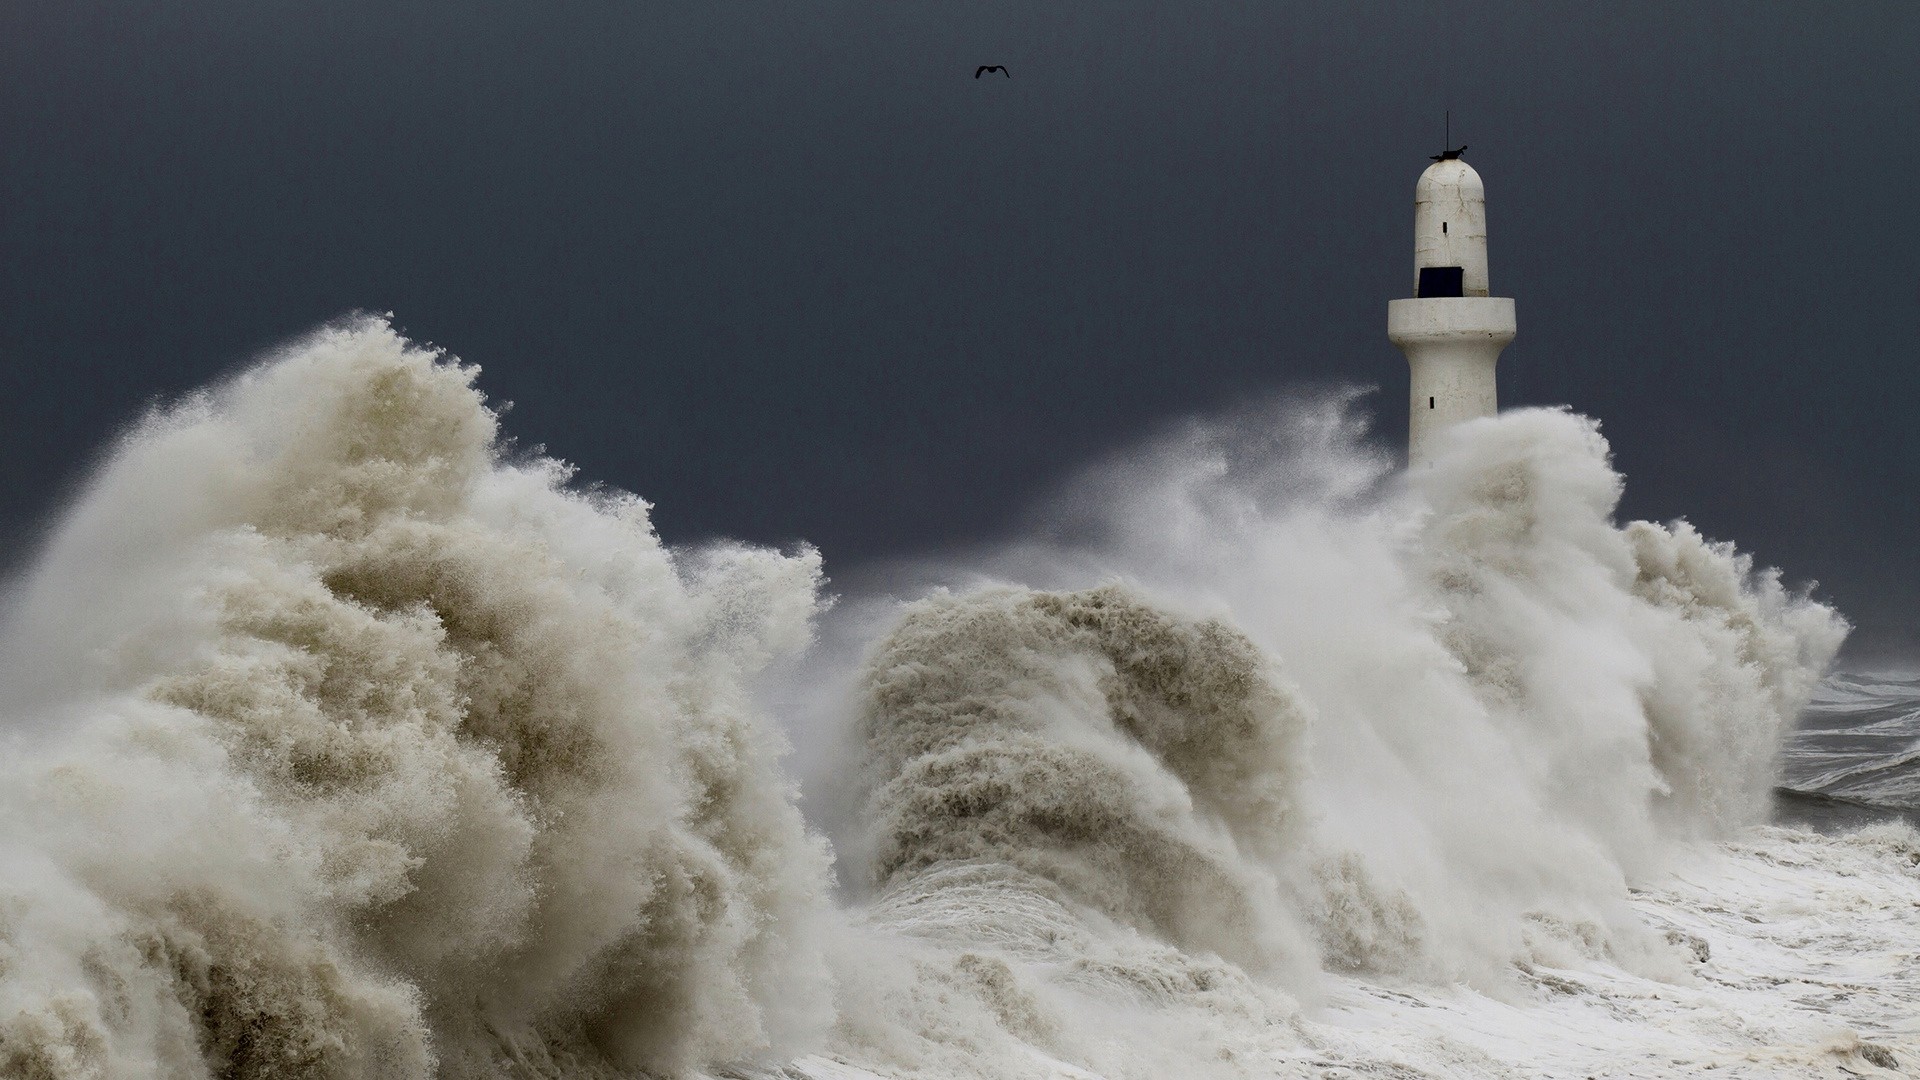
(0, 318, 1905, 1080)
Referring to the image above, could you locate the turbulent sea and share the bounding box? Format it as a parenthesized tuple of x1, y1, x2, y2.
(0, 317, 1914, 1079)
(1777, 675, 1920, 832)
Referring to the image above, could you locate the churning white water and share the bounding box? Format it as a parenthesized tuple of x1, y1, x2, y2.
(0, 318, 1912, 1079)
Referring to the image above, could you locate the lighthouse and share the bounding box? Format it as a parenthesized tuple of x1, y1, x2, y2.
(1388, 151, 1516, 466)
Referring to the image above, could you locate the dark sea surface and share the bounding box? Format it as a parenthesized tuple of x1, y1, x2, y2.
(1775, 673, 1920, 832)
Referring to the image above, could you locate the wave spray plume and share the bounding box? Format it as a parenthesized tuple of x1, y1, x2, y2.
(817, 396, 1853, 1076)
(0, 318, 831, 1078)
(0, 318, 1892, 1080)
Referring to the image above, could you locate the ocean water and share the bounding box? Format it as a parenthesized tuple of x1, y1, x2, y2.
(1775, 675, 1920, 831)
(0, 317, 1911, 1079)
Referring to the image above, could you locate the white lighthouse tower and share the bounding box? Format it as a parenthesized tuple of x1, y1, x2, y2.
(1388, 151, 1516, 466)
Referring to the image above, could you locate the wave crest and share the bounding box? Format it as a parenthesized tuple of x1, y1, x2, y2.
(0, 317, 830, 1078)
(857, 583, 1316, 976)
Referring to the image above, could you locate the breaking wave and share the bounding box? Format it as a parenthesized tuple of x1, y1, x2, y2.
(811, 398, 1850, 1076)
(0, 316, 1882, 1079)
(0, 319, 830, 1077)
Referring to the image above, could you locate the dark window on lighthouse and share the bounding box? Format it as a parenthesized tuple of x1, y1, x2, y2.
(1418, 266, 1465, 297)
(1429, 397, 1435, 409)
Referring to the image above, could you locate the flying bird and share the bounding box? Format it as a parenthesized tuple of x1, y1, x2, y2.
(975, 65, 1009, 79)
(1430, 144, 1467, 161)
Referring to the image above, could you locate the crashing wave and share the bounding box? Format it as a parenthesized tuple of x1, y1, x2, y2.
(0, 318, 1881, 1080)
(0, 318, 830, 1078)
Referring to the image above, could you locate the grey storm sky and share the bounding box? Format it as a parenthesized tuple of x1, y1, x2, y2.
(1, 1, 1916, 659)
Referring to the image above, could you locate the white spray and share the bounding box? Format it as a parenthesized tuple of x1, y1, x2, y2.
(0, 318, 831, 1078)
(810, 393, 1847, 1076)
(0, 322, 1859, 1080)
